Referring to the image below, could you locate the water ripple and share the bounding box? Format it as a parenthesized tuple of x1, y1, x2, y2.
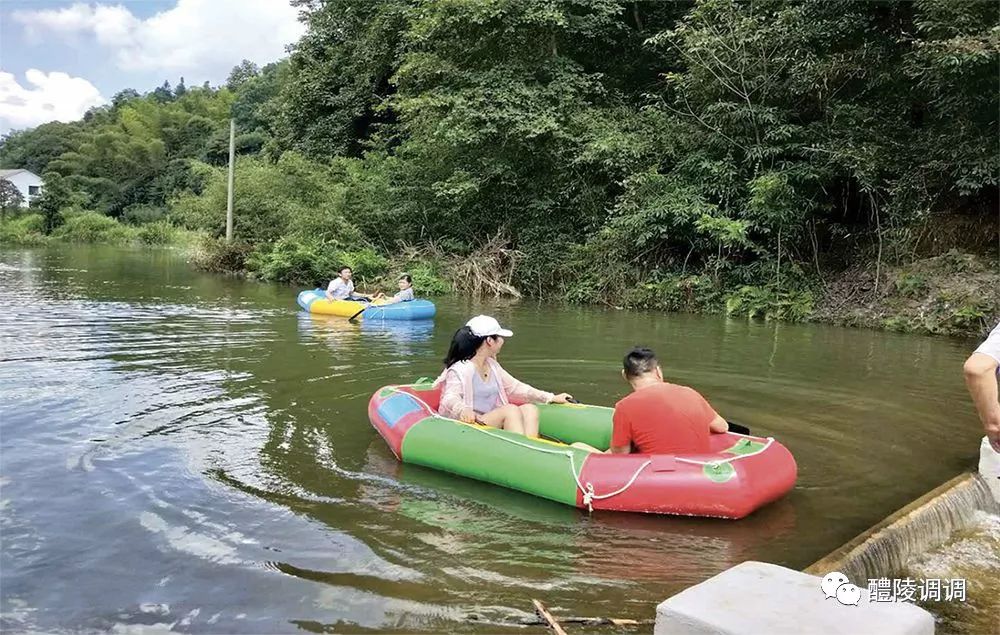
(0, 247, 985, 633)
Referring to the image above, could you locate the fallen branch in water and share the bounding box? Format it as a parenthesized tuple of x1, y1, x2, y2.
(520, 614, 652, 627)
(464, 604, 652, 630)
(532, 599, 568, 635)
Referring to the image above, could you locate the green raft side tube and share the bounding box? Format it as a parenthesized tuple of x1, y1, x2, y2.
(400, 415, 592, 507)
(535, 402, 614, 450)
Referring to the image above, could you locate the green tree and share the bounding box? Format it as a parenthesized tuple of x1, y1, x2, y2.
(33, 172, 74, 233)
(227, 59, 261, 90)
(272, 0, 408, 157)
(231, 61, 289, 141)
(371, 0, 641, 248)
(0, 179, 24, 218)
(111, 88, 140, 108)
(172, 153, 359, 246)
(152, 80, 174, 103)
(0, 123, 78, 174)
(906, 0, 999, 196)
(13, 83, 235, 216)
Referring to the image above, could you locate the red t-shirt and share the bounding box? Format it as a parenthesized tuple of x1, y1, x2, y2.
(612, 382, 719, 455)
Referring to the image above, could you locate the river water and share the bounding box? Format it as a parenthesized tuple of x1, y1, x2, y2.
(0, 246, 988, 633)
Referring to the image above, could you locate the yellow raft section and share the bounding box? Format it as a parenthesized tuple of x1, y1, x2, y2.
(297, 288, 387, 317)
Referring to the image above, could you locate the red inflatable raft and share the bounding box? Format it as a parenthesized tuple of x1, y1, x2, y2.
(368, 382, 797, 519)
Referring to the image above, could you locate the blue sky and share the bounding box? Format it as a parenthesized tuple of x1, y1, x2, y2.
(0, 0, 305, 133)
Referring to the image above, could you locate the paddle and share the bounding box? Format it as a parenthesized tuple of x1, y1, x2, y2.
(347, 296, 375, 323)
(347, 304, 367, 323)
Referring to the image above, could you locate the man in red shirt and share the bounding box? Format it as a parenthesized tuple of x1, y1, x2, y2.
(610, 347, 728, 455)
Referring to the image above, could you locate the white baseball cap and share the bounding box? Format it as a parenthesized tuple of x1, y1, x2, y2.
(466, 315, 513, 338)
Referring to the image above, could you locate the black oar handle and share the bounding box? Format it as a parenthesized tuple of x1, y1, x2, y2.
(727, 420, 751, 435)
(347, 300, 371, 322)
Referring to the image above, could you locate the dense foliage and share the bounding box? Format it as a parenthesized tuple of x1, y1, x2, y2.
(2, 0, 997, 329)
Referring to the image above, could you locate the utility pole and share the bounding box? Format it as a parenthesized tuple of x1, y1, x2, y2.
(226, 118, 235, 241)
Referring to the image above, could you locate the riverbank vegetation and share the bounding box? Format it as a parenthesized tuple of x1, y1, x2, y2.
(0, 212, 199, 248)
(2, 0, 997, 335)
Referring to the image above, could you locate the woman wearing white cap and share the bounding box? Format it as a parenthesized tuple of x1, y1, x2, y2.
(433, 315, 573, 437)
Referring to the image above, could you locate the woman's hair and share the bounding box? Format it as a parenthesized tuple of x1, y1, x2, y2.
(399, 274, 412, 284)
(443, 326, 491, 368)
(339, 266, 352, 274)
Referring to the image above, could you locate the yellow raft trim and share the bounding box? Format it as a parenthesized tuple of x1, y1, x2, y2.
(306, 297, 388, 317)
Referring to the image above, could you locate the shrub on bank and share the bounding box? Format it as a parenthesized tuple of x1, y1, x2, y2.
(2, 210, 195, 248)
(337, 248, 389, 282)
(400, 261, 452, 295)
(247, 237, 341, 285)
(52, 212, 137, 244)
(122, 205, 168, 225)
(0, 214, 48, 245)
(615, 274, 723, 313)
(239, 238, 457, 293)
(170, 154, 360, 247)
(725, 285, 815, 322)
(136, 221, 179, 245)
(191, 236, 254, 274)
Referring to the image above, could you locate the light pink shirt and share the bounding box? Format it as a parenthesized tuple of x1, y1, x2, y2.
(433, 358, 554, 420)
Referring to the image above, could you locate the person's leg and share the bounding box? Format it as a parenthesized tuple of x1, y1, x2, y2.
(479, 404, 525, 435)
(503, 406, 525, 435)
(518, 403, 540, 437)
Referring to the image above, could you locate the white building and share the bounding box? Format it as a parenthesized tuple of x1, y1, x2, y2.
(0, 169, 44, 207)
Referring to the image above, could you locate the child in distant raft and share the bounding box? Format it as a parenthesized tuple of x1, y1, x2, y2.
(372, 274, 415, 304)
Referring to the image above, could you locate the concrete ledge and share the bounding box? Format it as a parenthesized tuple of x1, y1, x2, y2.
(655, 561, 934, 635)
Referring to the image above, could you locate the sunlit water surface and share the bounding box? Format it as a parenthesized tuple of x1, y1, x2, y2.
(0, 246, 987, 632)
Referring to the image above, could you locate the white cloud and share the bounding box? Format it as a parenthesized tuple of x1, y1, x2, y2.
(16, 3, 138, 45)
(13, 0, 305, 81)
(0, 70, 107, 132)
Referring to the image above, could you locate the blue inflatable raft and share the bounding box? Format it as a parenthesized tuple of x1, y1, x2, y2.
(297, 289, 436, 321)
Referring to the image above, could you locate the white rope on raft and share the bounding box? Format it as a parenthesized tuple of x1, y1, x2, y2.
(675, 437, 775, 466)
(576, 459, 652, 512)
(383, 385, 773, 512)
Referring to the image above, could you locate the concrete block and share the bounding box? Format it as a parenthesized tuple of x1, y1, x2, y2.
(655, 561, 934, 635)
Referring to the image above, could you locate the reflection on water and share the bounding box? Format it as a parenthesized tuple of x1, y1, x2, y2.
(298, 312, 435, 358)
(364, 438, 799, 585)
(358, 316, 435, 347)
(0, 246, 986, 633)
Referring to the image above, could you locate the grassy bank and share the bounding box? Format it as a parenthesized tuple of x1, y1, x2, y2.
(0, 212, 202, 250)
(5, 212, 995, 338)
(189, 230, 997, 338)
(558, 250, 997, 338)
(815, 252, 1000, 336)
(187, 237, 514, 299)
